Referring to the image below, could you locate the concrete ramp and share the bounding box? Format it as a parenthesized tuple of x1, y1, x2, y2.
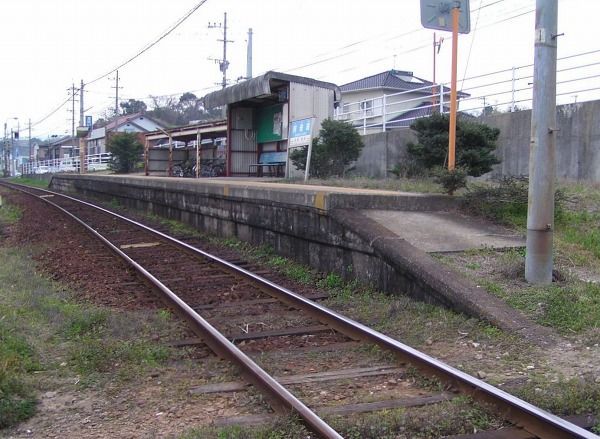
(363, 210, 524, 253)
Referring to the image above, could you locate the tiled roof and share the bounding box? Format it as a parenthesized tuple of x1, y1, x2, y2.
(105, 113, 142, 130)
(340, 70, 468, 97)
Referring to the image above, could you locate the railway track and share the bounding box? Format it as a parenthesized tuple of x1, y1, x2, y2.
(2, 180, 597, 439)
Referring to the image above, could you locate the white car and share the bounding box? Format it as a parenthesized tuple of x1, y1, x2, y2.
(58, 164, 78, 172)
(34, 166, 50, 174)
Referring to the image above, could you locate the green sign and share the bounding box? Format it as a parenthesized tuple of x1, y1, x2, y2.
(256, 104, 284, 143)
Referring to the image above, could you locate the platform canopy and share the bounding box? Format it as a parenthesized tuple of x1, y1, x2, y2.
(202, 71, 341, 109)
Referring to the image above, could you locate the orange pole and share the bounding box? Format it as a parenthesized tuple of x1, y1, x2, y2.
(432, 32, 437, 110)
(448, 6, 460, 171)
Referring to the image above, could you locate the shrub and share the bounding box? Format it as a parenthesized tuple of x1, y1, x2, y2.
(407, 113, 501, 177)
(432, 166, 468, 195)
(289, 119, 364, 178)
(461, 176, 566, 227)
(107, 132, 143, 173)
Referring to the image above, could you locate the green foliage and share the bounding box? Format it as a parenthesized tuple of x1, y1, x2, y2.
(461, 177, 566, 228)
(69, 338, 169, 375)
(0, 319, 38, 428)
(432, 166, 468, 195)
(407, 113, 501, 177)
(289, 118, 364, 178)
(559, 210, 600, 258)
(388, 160, 428, 179)
(107, 132, 143, 173)
(119, 99, 147, 115)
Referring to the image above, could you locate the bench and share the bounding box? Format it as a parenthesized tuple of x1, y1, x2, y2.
(248, 151, 287, 177)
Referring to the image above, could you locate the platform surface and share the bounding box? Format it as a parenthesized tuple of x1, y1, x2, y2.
(362, 210, 524, 253)
(55, 174, 523, 252)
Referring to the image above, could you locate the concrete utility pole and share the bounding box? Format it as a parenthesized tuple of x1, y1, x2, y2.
(208, 13, 233, 89)
(79, 79, 85, 127)
(71, 83, 76, 139)
(28, 118, 32, 161)
(525, 0, 558, 284)
(112, 70, 122, 115)
(246, 28, 253, 79)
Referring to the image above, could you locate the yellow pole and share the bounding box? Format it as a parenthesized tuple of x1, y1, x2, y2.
(448, 6, 460, 171)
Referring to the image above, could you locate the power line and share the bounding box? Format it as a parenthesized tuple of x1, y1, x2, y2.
(461, 0, 484, 90)
(85, 0, 210, 86)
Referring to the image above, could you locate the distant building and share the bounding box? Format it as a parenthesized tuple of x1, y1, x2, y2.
(337, 69, 468, 132)
(87, 113, 165, 155)
(47, 135, 78, 160)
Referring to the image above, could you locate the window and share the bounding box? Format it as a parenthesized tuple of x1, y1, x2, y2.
(359, 100, 373, 116)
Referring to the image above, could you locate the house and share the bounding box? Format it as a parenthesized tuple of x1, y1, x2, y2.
(336, 69, 468, 133)
(87, 113, 165, 155)
(47, 135, 78, 160)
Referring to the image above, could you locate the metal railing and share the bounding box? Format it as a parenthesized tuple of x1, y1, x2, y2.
(334, 48, 600, 133)
(20, 153, 112, 175)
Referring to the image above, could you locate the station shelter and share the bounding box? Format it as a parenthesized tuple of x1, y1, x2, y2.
(202, 71, 341, 178)
(144, 120, 227, 177)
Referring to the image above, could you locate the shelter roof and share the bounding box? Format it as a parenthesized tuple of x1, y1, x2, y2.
(202, 71, 341, 109)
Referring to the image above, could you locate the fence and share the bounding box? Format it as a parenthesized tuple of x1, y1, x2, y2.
(334, 48, 600, 134)
(21, 153, 112, 175)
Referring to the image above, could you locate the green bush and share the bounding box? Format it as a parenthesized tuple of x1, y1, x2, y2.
(432, 166, 468, 195)
(108, 132, 143, 173)
(407, 113, 500, 177)
(289, 119, 364, 178)
(461, 177, 566, 227)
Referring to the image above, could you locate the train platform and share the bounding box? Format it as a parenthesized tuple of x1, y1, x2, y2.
(71, 174, 524, 253)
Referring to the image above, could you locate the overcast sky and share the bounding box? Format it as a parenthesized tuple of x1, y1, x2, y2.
(0, 0, 598, 139)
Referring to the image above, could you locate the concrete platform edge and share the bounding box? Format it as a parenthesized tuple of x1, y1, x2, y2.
(329, 209, 556, 345)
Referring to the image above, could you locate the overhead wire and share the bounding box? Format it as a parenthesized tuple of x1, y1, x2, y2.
(28, 0, 210, 133)
(85, 0, 210, 86)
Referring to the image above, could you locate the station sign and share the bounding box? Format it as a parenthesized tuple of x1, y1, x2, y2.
(420, 0, 471, 34)
(288, 118, 314, 147)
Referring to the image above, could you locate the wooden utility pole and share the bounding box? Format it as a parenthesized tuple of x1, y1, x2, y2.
(525, 0, 558, 284)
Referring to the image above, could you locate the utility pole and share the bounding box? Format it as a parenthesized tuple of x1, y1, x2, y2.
(525, 0, 558, 284)
(111, 70, 122, 116)
(208, 13, 233, 89)
(70, 83, 76, 139)
(28, 118, 32, 162)
(246, 27, 253, 79)
(432, 33, 443, 111)
(79, 79, 85, 127)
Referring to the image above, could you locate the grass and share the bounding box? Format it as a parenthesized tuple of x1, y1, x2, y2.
(514, 377, 600, 422)
(0, 242, 176, 429)
(10, 176, 50, 189)
(178, 416, 313, 439)
(326, 397, 499, 439)
(452, 180, 600, 335)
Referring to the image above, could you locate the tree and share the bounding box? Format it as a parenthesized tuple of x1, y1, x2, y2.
(120, 99, 147, 115)
(406, 113, 501, 177)
(107, 132, 143, 173)
(289, 119, 364, 178)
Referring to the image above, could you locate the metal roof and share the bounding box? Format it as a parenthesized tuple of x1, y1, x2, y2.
(202, 71, 341, 109)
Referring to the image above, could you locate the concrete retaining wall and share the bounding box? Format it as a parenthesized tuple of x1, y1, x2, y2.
(355, 99, 600, 182)
(481, 100, 600, 182)
(50, 175, 451, 305)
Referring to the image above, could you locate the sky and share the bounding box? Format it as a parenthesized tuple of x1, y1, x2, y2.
(0, 0, 598, 139)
